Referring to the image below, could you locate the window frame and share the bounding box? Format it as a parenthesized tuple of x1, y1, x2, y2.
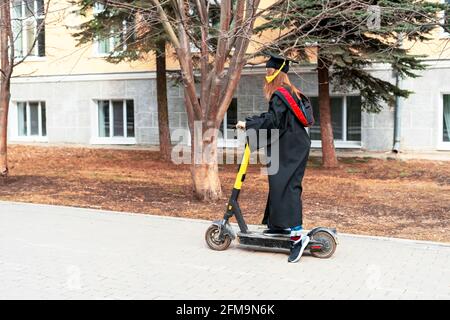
(309, 94, 362, 149)
(11, 0, 46, 58)
(10, 100, 48, 142)
(218, 98, 239, 148)
(437, 92, 450, 150)
(94, 24, 129, 57)
(90, 99, 136, 145)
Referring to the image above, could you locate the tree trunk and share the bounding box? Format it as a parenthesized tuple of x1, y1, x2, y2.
(156, 40, 172, 161)
(0, 2, 12, 179)
(191, 160, 222, 201)
(0, 84, 9, 179)
(317, 55, 338, 168)
(190, 122, 222, 201)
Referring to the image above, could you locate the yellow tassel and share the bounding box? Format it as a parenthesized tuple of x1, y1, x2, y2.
(265, 60, 286, 83)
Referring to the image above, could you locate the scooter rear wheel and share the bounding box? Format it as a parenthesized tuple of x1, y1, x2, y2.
(205, 225, 232, 251)
(310, 231, 337, 259)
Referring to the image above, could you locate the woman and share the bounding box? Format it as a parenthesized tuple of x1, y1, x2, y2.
(236, 54, 312, 263)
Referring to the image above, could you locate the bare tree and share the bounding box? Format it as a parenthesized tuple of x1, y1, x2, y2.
(143, 0, 264, 200)
(0, 0, 49, 180)
(0, 0, 14, 179)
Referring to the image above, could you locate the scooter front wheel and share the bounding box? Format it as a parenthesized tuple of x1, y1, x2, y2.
(310, 231, 337, 259)
(205, 225, 232, 251)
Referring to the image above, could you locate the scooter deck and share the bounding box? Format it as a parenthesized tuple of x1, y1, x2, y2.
(237, 231, 329, 254)
(237, 231, 291, 251)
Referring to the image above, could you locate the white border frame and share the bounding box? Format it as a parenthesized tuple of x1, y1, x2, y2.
(90, 98, 136, 145)
(437, 92, 450, 150)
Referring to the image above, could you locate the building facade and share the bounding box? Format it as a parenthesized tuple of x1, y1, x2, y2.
(7, 0, 450, 152)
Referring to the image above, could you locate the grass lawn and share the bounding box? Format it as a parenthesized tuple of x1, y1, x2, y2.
(1, 145, 449, 243)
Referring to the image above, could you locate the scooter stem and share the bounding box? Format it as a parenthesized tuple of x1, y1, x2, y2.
(233, 143, 251, 190)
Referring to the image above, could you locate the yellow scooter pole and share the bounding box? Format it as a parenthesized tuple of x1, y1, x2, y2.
(222, 140, 251, 234)
(233, 143, 251, 190)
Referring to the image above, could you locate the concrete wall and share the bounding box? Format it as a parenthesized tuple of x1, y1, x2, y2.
(9, 76, 188, 146)
(359, 69, 396, 151)
(400, 61, 450, 151)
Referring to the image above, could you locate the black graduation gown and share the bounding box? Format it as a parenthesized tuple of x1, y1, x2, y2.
(245, 87, 311, 230)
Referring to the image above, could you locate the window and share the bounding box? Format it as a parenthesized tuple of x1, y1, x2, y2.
(11, 0, 45, 58)
(309, 96, 362, 146)
(17, 101, 47, 137)
(95, 100, 135, 142)
(96, 21, 132, 55)
(93, 2, 135, 56)
(219, 98, 238, 147)
(443, 95, 450, 143)
(346, 96, 362, 141)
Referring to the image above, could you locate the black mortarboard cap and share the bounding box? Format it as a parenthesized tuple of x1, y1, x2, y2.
(265, 52, 296, 74)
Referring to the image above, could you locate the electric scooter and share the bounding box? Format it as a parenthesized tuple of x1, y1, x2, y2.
(205, 143, 338, 258)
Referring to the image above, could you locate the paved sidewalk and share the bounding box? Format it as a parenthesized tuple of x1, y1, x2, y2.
(0, 201, 449, 300)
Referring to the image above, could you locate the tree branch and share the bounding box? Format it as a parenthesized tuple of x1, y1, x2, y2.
(150, 0, 181, 48)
